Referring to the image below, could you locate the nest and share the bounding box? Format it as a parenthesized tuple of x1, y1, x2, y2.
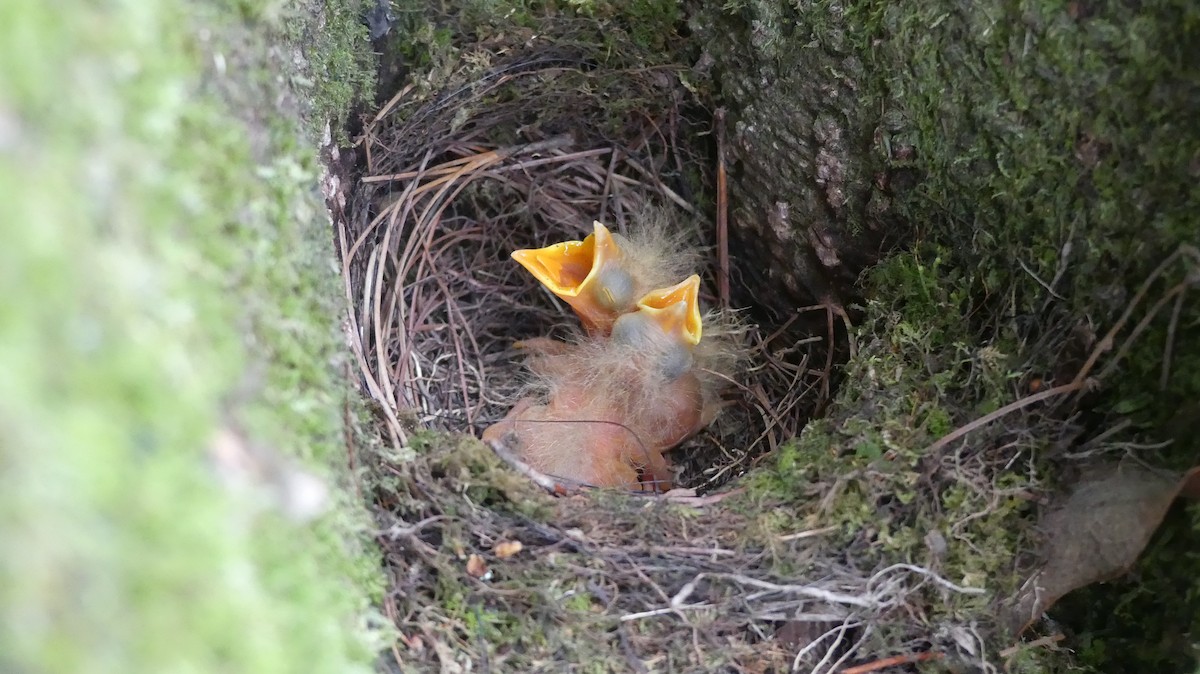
(339, 48, 828, 492)
(329, 44, 978, 672)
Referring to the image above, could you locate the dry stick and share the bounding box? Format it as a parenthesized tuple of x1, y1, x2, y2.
(429, 230, 493, 422)
(1070, 246, 1185, 389)
(838, 651, 943, 674)
(370, 145, 597, 185)
(705, 369, 790, 448)
(363, 154, 489, 183)
(367, 160, 437, 413)
(350, 148, 433, 282)
(358, 83, 415, 167)
(363, 126, 374, 176)
(929, 251, 1199, 454)
(364, 248, 393, 411)
(746, 352, 810, 451)
(763, 304, 834, 345)
(837, 305, 858, 360)
(375, 202, 409, 410)
(822, 303, 836, 403)
(364, 133, 575, 183)
(336, 221, 406, 447)
(767, 367, 811, 437)
(412, 167, 505, 426)
(715, 108, 731, 311)
(713, 574, 880, 608)
(393, 152, 500, 362)
(382, 594, 408, 670)
(485, 438, 579, 495)
(360, 82, 414, 140)
(1161, 286, 1187, 391)
(999, 633, 1065, 658)
(668, 103, 687, 192)
(636, 108, 671, 166)
(817, 624, 872, 674)
(392, 271, 432, 403)
(385, 157, 442, 407)
(425, 234, 482, 428)
(406, 153, 501, 202)
(597, 147, 620, 225)
(1097, 279, 1191, 382)
(926, 381, 1086, 455)
(622, 157, 697, 215)
(494, 148, 612, 174)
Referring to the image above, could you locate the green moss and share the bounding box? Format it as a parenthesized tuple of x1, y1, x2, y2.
(855, 0, 1200, 448)
(741, 252, 1038, 642)
(0, 0, 386, 672)
(844, 1, 1200, 667)
(702, 0, 1198, 665)
(383, 0, 690, 76)
(301, 0, 377, 132)
(565, 0, 684, 52)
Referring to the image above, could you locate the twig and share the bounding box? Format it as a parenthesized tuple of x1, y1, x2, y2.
(867, 563, 986, 595)
(383, 515, 450, 540)
(715, 107, 730, 310)
(662, 487, 744, 507)
(1096, 279, 1190, 382)
(1070, 246, 1186, 388)
(778, 525, 839, 542)
(793, 620, 861, 673)
(364, 83, 414, 134)
(822, 302, 836, 403)
(838, 651, 942, 674)
(1017, 258, 1064, 300)
(1160, 285, 1186, 390)
(619, 604, 712, 622)
(999, 633, 1064, 658)
(598, 146, 620, 225)
(714, 574, 881, 608)
(927, 381, 1086, 455)
(622, 156, 697, 214)
(821, 624, 874, 674)
(486, 438, 579, 495)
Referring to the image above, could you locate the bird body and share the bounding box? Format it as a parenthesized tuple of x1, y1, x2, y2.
(486, 222, 737, 492)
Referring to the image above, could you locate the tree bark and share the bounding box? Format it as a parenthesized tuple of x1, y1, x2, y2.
(692, 3, 912, 317)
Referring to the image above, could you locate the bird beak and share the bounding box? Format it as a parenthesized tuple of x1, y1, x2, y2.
(511, 221, 628, 332)
(635, 274, 703, 346)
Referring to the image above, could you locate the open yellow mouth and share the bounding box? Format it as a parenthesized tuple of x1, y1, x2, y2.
(633, 274, 703, 346)
(511, 221, 629, 332)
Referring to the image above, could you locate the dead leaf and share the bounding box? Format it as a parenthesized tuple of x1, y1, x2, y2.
(1006, 462, 1200, 634)
(465, 554, 488, 579)
(1178, 466, 1200, 499)
(494, 540, 523, 559)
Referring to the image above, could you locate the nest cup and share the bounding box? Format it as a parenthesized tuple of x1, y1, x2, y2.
(339, 50, 826, 492)
(327, 42, 953, 674)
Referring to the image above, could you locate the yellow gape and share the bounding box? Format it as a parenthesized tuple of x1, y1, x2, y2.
(511, 221, 635, 335)
(493, 226, 721, 493)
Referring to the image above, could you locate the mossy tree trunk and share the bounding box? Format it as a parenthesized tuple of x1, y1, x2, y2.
(693, 0, 1197, 326)
(692, 0, 1199, 669)
(691, 2, 914, 316)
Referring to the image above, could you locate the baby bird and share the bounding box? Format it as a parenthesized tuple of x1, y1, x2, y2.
(511, 221, 694, 336)
(483, 275, 730, 491)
